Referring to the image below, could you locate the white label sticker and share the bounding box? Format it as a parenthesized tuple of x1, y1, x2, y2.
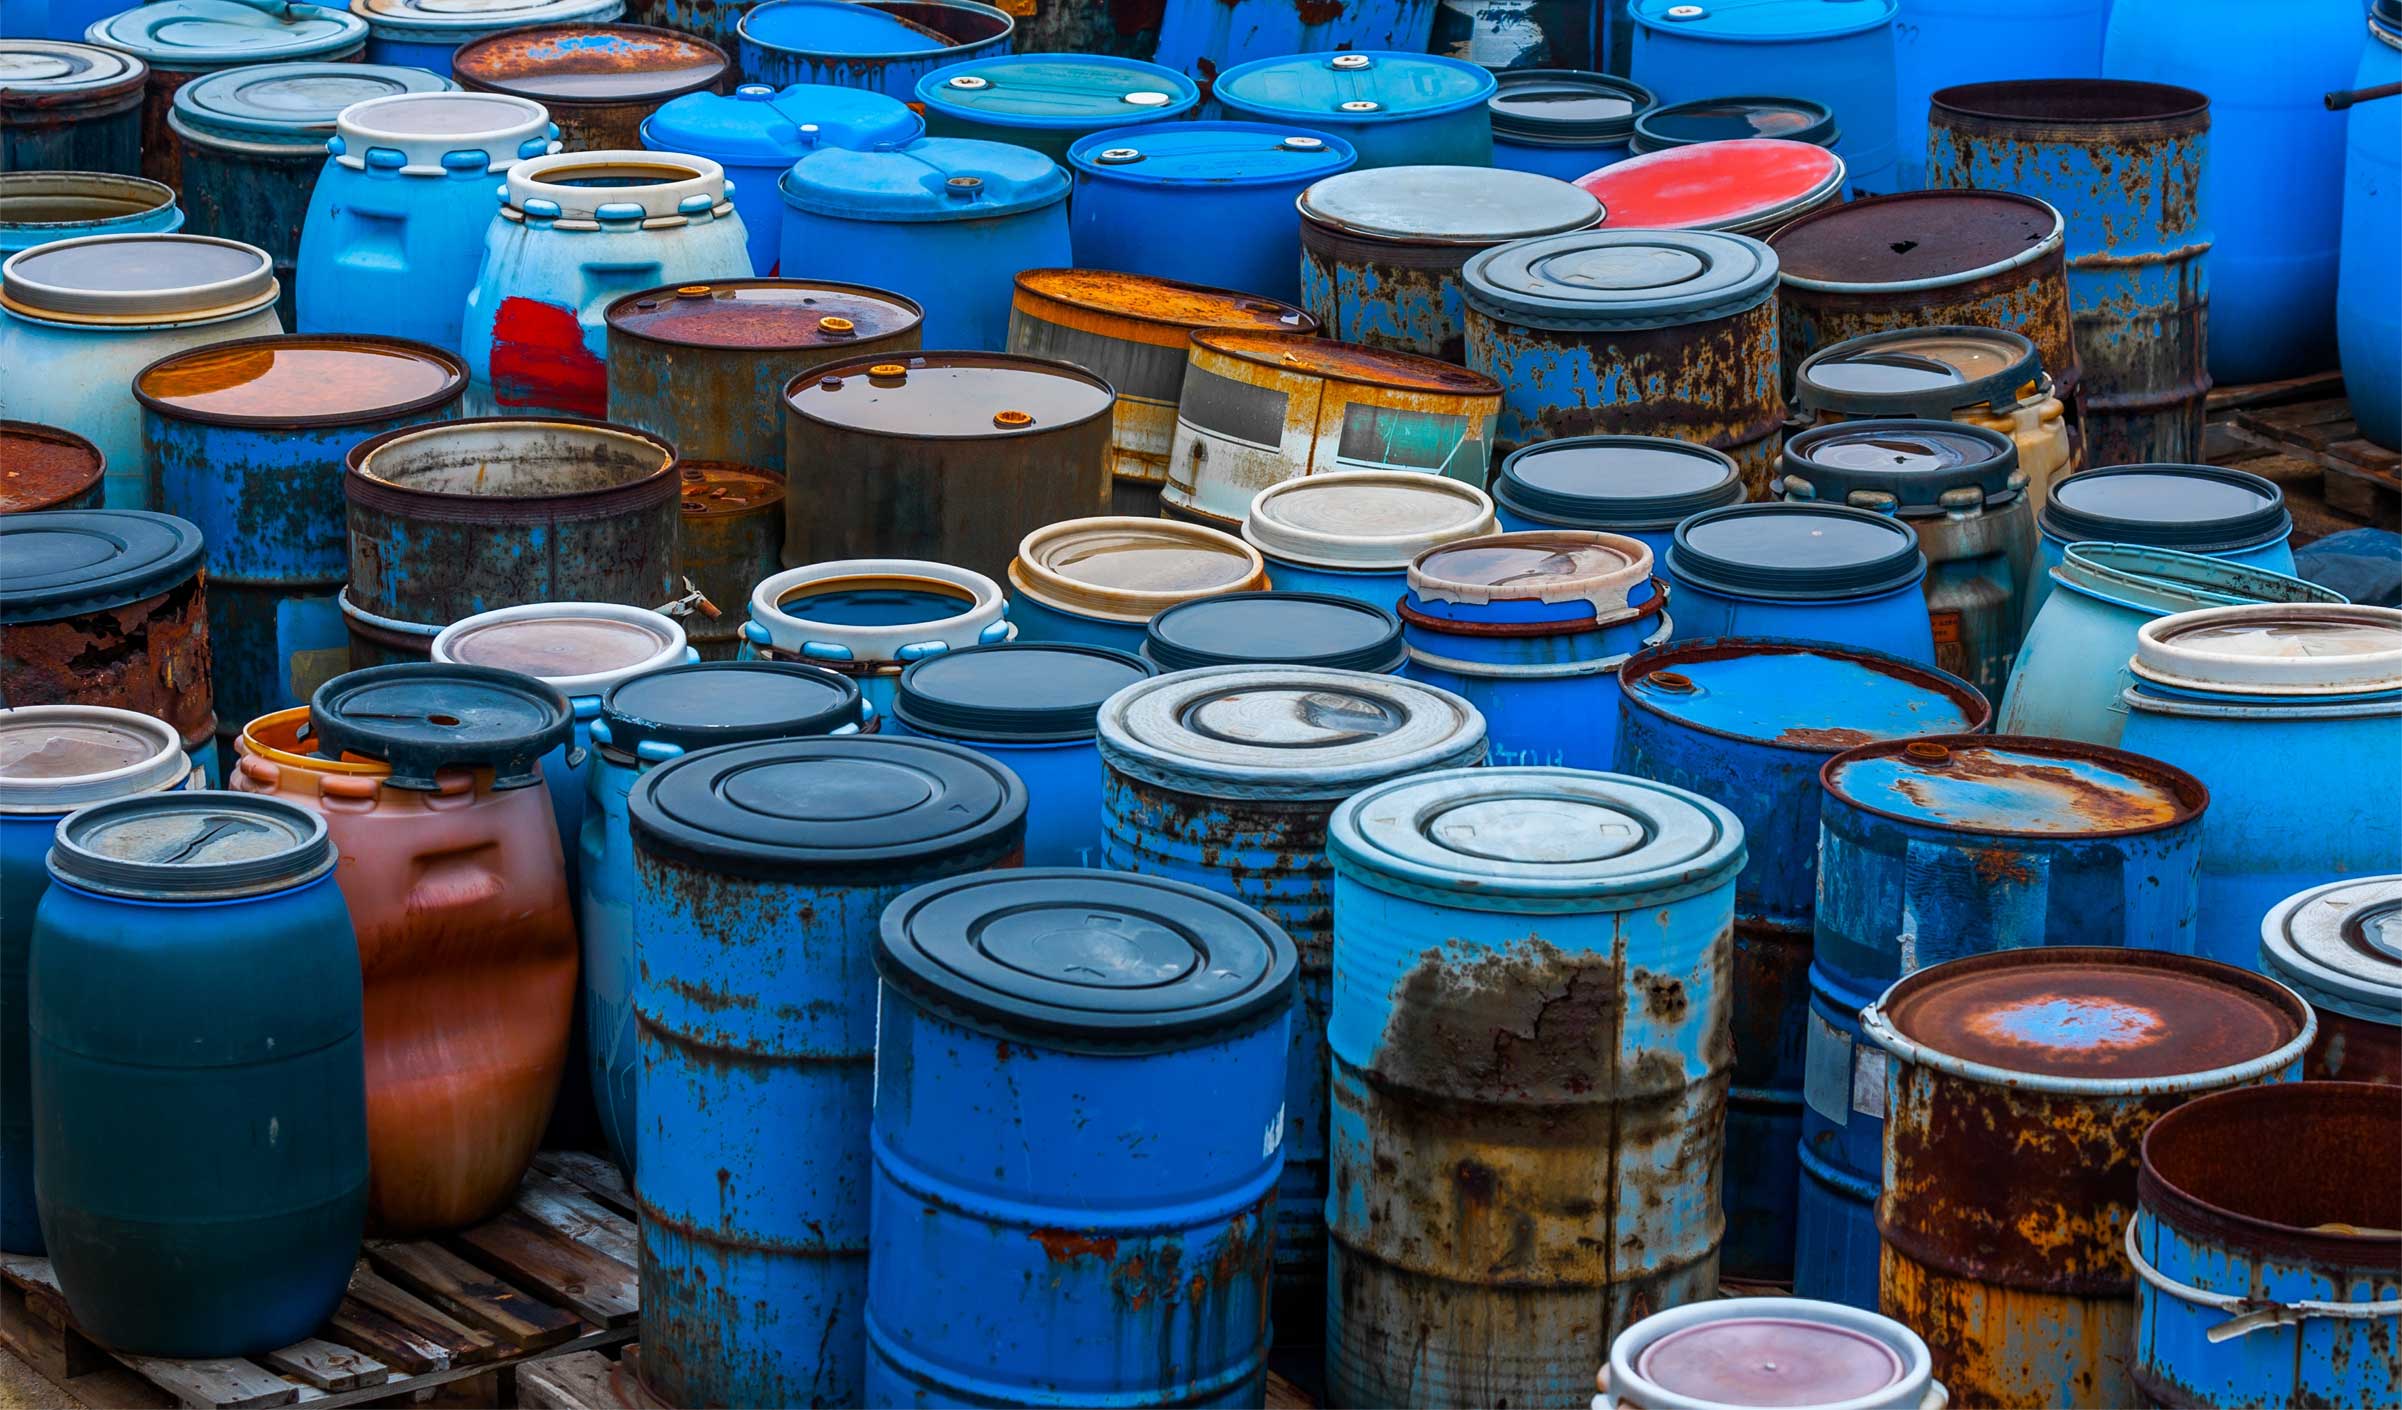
(1852, 1047, 1889, 1121)
(1262, 1103, 1286, 1158)
(1803, 1008, 1852, 1127)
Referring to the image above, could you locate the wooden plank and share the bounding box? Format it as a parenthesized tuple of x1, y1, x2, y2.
(284, 1323, 635, 1410)
(342, 1270, 503, 1369)
(363, 1240, 579, 1355)
(1265, 1369, 1314, 1409)
(530, 1153, 636, 1221)
(513, 1173, 640, 1269)
(258, 1340, 388, 1393)
(114, 1356, 298, 1410)
(516, 1350, 620, 1410)
(321, 1293, 452, 1377)
(2206, 371, 2344, 412)
(448, 1213, 638, 1329)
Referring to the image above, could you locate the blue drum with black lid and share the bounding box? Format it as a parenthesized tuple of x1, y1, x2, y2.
(1627, 0, 1899, 194)
(1629, 94, 1839, 152)
(916, 52, 1197, 162)
(1143, 592, 1406, 675)
(1666, 501, 1934, 664)
(1207, 52, 1496, 170)
(2023, 464, 2296, 633)
(1492, 434, 1745, 561)
(1487, 69, 1656, 181)
(1066, 121, 1355, 303)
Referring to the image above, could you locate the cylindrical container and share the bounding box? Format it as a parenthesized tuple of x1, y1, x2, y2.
(1209, 52, 1497, 169)
(889, 642, 1152, 868)
(460, 150, 753, 419)
(676, 461, 783, 659)
(0, 41, 147, 177)
(172, 62, 452, 328)
(782, 350, 1112, 585)
(1100, 666, 1487, 1350)
(1325, 765, 1745, 1406)
(0, 421, 104, 514)
(1999, 543, 2344, 746)
(916, 52, 1196, 162)
(1628, 93, 1838, 153)
(1779, 419, 2034, 699)
(736, 0, 1014, 103)
(777, 137, 1068, 351)
(1486, 69, 1655, 181)
(355, 0, 626, 76)
(1157, 8, 1445, 93)
(740, 557, 1013, 715)
(2117, 604, 2402, 969)
(1892, 0, 2111, 187)
(1007, 268, 1316, 516)
(1627, 0, 1898, 194)
(640, 82, 920, 276)
(1006, 517, 1268, 653)
(2131, 1082, 2401, 1409)
(1615, 638, 1990, 1286)
(1490, 435, 1742, 562)
(1166, 331, 1502, 529)
(2340, 2, 2402, 450)
(229, 665, 577, 1234)
(0, 171, 181, 257)
(1793, 325, 2075, 507)
(1143, 591, 1407, 674)
(2023, 463, 2295, 631)
(0, 233, 282, 508)
(82, 0, 368, 192)
(1242, 468, 1495, 608)
(869, 868, 1295, 1406)
(1768, 191, 2082, 411)
(1600, 1298, 1946, 1410)
(1461, 227, 1784, 484)
(342, 417, 680, 666)
(606, 276, 924, 475)
(1665, 502, 1933, 663)
(0, 511, 215, 777)
(138, 334, 467, 749)
(1864, 947, 2314, 1408)
(30, 791, 365, 1356)
(294, 90, 560, 353)
(1581, 137, 1846, 236)
(0, 704, 192, 1257)
(1299, 164, 1599, 364)
(1432, 0, 1599, 71)
(451, 23, 728, 151)
(631, 734, 1025, 1409)
(2260, 878, 2402, 1086)
(1399, 530, 1667, 769)
(1064, 121, 1356, 304)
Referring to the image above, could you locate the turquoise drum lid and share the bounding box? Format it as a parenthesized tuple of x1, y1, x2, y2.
(895, 642, 1153, 744)
(1211, 50, 1497, 126)
(0, 40, 146, 98)
(1619, 637, 1988, 751)
(1670, 502, 1925, 601)
(1631, 95, 1838, 151)
(2260, 876, 2402, 1025)
(876, 868, 1298, 1047)
(640, 82, 922, 165)
(917, 53, 1198, 130)
(1630, 0, 1896, 42)
(0, 705, 190, 814)
(2040, 465, 2290, 554)
(596, 660, 861, 757)
(308, 663, 573, 791)
(1331, 765, 1745, 903)
(0, 510, 203, 622)
(85, 0, 368, 67)
(352, 0, 627, 38)
(172, 61, 452, 144)
(1495, 435, 1744, 529)
(1781, 419, 2020, 513)
(1097, 665, 1487, 798)
(1067, 119, 1357, 186)
(1823, 736, 2206, 839)
(48, 791, 334, 900)
(779, 136, 1069, 222)
(1143, 593, 1405, 674)
(1487, 69, 1655, 145)
(738, 0, 1013, 57)
(627, 735, 1027, 879)
(1462, 227, 1777, 329)
(1297, 164, 1601, 245)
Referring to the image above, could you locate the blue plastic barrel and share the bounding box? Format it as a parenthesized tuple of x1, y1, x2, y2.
(629, 734, 1026, 1408)
(1629, 93, 1840, 152)
(1614, 637, 1989, 1284)
(1890, 0, 2109, 189)
(1155, 1, 1438, 89)
(2022, 465, 2296, 633)
(1799, 734, 2213, 1310)
(916, 52, 1197, 162)
(737, 0, 1014, 102)
(1491, 435, 1745, 562)
(1242, 471, 1497, 610)
(0, 173, 181, 257)
(1065, 122, 1356, 303)
(1208, 51, 1496, 170)
(1143, 592, 1407, 675)
(741, 558, 1016, 718)
(2339, 2, 2402, 450)
(1628, 0, 1900, 195)
(1325, 766, 1744, 1406)
(868, 868, 1296, 1406)
(1487, 69, 1656, 180)
(1665, 502, 1935, 663)
(356, 0, 624, 74)
(5, 3, 124, 44)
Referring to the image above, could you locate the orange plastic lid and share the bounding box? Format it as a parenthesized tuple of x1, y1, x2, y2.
(1581, 138, 1843, 232)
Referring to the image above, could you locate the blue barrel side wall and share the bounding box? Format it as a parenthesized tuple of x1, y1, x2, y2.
(1629, 22, 1900, 195)
(1401, 613, 1667, 769)
(1155, 2, 1439, 87)
(1490, 135, 1632, 182)
(2338, 21, 2402, 450)
(881, 722, 1105, 869)
(776, 204, 1070, 352)
(1068, 162, 1327, 304)
(298, 149, 548, 354)
(1665, 577, 1936, 667)
(1256, 560, 1407, 613)
(579, 750, 642, 1177)
(0, 812, 61, 1255)
(1000, 592, 1151, 654)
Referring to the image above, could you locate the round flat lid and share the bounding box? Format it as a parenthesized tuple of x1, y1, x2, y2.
(1770, 190, 2061, 287)
(629, 735, 1025, 877)
(1212, 50, 1496, 124)
(1797, 325, 2043, 418)
(608, 279, 923, 350)
(355, 0, 630, 32)
(919, 53, 1196, 126)
(1633, 95, 1837, 149)
(1067, 120, 1357, 185)
(1621, 639, 1985, 751)
(0, 40, 144, 96)
(453, 24, 727, 101)
(337, 88, 550, 143)
(790, 352, 1110, 438)
(1299, 165, 1600, 245)
(1409, 531, 1651, 616)
(173, 61, 447, 140)
(1098, 666, 1485, 797)
(437, 607, 681, 694)
(2130, 605, 2402, 696)
(1825, 737, 2202, 838)
(1637, 1317, 1907, 1407)
(1463, 227, 1777, 328)
(1497, 435, 1743, 527)
(2055, 543, 2344, 618)
(877, 868, 1297, 1047)
(4, 233, 276, 323)
(0, 510, 203, 622)
(1244, 470, 1496, 571)
(1582, 139, 1842, 232)
(780, 136, 1067, 221)
(0, 422, 104, 514)
(1145, 593, 1403, 674)
(895, 642, 1153, 742)
(680, 461, 782, 518)
(1013, 268, 1312, 333)
(1669, 502, 1925, 601)
(2261, 876, 2402, 1023)
(1015, 517, 1264, 619)
(2042, 465, 2288, 552)
(86, 0, 367, 65)
(49, 793, 333, 900)
(640, 82, 923, 163)
(309, 663, 573, 791)
(739, 0, 957, 56)
(1332, 766, 1742, 901)
(1192, 331, 1498, 395)
(135, 336, 464, 426)
(1783, 419, 2019, 510)
(1487, 69, 1653, 143)
(1632, 0, 1896, 41)
(0, 705, 188, 813)
(598, 660, 860, 756)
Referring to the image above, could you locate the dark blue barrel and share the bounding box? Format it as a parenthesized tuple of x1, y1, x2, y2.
(1666, 502, 1934, 664)
(1614, 637, 1989, 1284)
(2024, 464, 2296, 632)
(0, 41, 147, 177)
(1143, 592, 1406, 675)
(1066, 121, 1356, 304)
(1208, 52, 1496, 169)
(1156, 5, 1441, 92)
(1628, 94, 1839, 153)
(355, 0, 624, 75)
(1796, 734, 2211, 1310)
(31, 791, 365, 1356)
(1486, 69, 1656, 181)
(868, 868, 1296, 1406)
(630, 735, 1025, 1407)
(1491, 435, 1744, 562)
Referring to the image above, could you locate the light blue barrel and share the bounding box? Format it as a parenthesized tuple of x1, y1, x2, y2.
(2022, 464, 2296, 634)
(2340, 4, 2402, 450)
(1156, 2, 1438, 91)
(916, 52, 1196, 163)
(1208, 52, 1496, 170)
(1487, 69, 1655, 181)
(741, 558, 1015, 719)
(1098, 665, 1487, 1352)
(1241, 471, 1496, 611)
(629, 735, 1026, 1408)
(1325, 766, 1744, 1406)
(1890, 0, 2110, 190)
(1665, 502, 1935, 664)
(737, 0, 1014, 103)
(0, 173, 181, 257)
(356, 0, 624, 76)
(1628, 0, 1900, 195)
(1065, 122, 1356, 304)
(2116, 604, 2402, 970)
(577, 659, 862, 1178)
(1614, 637, 1989, 1286)
(868, 868, 1295, 1406)
(1492, 435, 1743, 563)
(1005, 517, 1269, 654)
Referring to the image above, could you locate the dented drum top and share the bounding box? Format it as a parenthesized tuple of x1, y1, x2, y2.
(1461, 226, 1779, 329)
(0, 704, 189, 812)
(1011, 267, 1312, 334)
(451, 23, 728, 105)
(1581, 138, 1844, 235)
(1405, 530, 1652, 624)
(1768, 189, 2064, 290)
(134, 334, 466, 426)
(1822, 736, 2205, 839)
(0, 422, 105, 514)
(787, 351, 1111, 438)
(607, 278, 923, 350)
(1244, 470, 1496, 572)
(1096, 664, 1486, 798)
(0, 509, 203, 620)
(2259, 876, 2402, 1027)
(1621, 638, 1988, 752)
(1296, 164, 1601, 246)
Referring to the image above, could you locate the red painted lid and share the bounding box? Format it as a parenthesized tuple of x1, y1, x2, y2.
(1581, 137, 1842, 233)
(1638, 1317, 1906, 1407)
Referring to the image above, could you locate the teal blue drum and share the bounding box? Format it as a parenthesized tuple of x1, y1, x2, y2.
(1207, 51, 1496, 170)
(1665, 502, 1934, 664)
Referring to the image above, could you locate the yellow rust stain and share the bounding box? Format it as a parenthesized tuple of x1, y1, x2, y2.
(1013, 269, 1314, 343)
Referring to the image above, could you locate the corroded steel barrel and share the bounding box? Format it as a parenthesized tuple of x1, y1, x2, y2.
(451, 23, 729, 151)
(0, 422, 104, 513)
(674, 461, 781, 659)
(1929, 80, 2211, 465)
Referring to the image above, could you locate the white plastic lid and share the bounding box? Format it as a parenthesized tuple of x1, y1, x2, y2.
(505, 148, 728, 221)
(2, 232, 277, 324)
(2129, 604, 2402, 696)
(1096, 664, 1486, 798)
(333, 90, 556, 174)
(1243, 470, 1496, 572)
(0, 705, 190, 813)
(2259, 875, 2402, 1025)
(747, 558, 1009, 659)
(431, 600, 687, 699)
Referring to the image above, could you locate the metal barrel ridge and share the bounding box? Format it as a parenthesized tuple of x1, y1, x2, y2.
(450, 23, 730, 152)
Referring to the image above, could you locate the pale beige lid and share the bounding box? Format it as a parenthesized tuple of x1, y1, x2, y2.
(1009, 516, 1268, 624)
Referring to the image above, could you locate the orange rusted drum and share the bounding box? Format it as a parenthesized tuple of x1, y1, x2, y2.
(451, 23, 728, 152)
(0, 423, 103, 514)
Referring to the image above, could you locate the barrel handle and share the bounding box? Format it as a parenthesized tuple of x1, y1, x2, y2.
(2123, 1216, 2402, 1340)
(654, 580, 720, 621)
(2327, 79, 2402, 110)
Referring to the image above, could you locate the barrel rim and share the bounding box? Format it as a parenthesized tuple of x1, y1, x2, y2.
(912, 52, 1200, 130)
(2054, 542, 2345, 617)
(1606, 1297, 1938, 1410)
(0, 39, 148, 105)
(1493, 433, 1744, 530)
(782, 349, 1116, 441)
(1143, 591, 1405, 674)
(47, 789, 338, 901)
(0, 172, 177, 232)
(2040, 463, 2291, 555)
(0, 418, 106, 514)
(596, 658, 861, 758)
(1768, 190, 2066, 294)
(1617, 636, 1991, 751)
(1011, 516, 1267, 622)
(1243, 470, 1498, 573)
(2136, 1081, 2402, 1273)
(430, 600, 690, 700)
(0, 703, 190, 814)
(604, 276, 925, 350)
(2257, 875, 2402, 1022)
(344, 415, 679, 512)
(1781, 417, 2021, 511)
(1629, 94, 1838, 152)
(1191, 329, 1502, 396)
(1486, 68, 1657, 144)
(1818, 731, 2208, 840)
(1929, 77, 2210, 130)
(737, 0, 1016, 62)
(450, 22, 730, 108)
(133, 332, 469, 430)
(1793, 324, 2047, 421)
(1010, 266, 1315, 337)
(1396, 573, 1668, 638)
(1295, 163, 1604, 248)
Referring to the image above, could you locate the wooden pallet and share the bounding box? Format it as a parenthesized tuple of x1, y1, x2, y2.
(0, 1152, 639, 1410)
(2203, 371, 2402, 532)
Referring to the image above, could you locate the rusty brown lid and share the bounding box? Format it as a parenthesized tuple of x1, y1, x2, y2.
(451, 23, 728, 104)
(606, 278, 924, 350)
(1769, 190, 2064, 290)
(0, 422, 102, 514)
(1822, 735, 2205, 839)
(1011, 268, 1314, 334)
(680, 461, 783, 517)
(1191, 331, 1501, 396)
(786, 351, 1113, 439)
(133, 334, 466, 427)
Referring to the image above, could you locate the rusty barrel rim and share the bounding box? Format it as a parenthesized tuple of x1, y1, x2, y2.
(1818, 732, 2207, 841)
(1768, 189, 2067, 295)
(2135, 1081, 2402, 1273)
(0, 39, 147, 105)
(605, 276, 925, 351)
(1190, 329, 1502, 396)
(0, 419, 105, 514)
(783, 349, 1116, 442)
(1010, 267, 1314, 337)
(345, 415, 679, 517)
(132, 332, 468, 430)
(1930, 78, 2210, 135)
(1619, 636, 1991, 751)
(450, 22, 729, 107)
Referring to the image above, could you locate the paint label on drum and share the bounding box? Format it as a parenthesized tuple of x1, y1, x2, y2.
(1262, 1103, 1286, 1158)
(1804, 1007, 1851, 1127)
(1852, 1047, 1887, 1121)
(1929, 609, 1967, 682)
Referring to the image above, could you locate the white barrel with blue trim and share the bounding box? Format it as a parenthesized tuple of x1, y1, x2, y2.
(741, 558, 1014, 718)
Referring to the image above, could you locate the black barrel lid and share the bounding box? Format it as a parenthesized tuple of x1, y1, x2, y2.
(1142, 591, 1405, 674)
(1669, 502, 1927, 601)
(1794, 325, 2045, 419)
(1629, 94, 1839, 151)
(308, 663, 573, 792)
(1781, 418, 2020, 514)
(629, 735, 1026, 882)
(48, 791, 335, 901)
(2040, 464, 2290, 553)
(1493, 435, 1744, 529)
(597, 660, 861, 759)
(876, 867, 1298, 1051)
(894, 643, 1153, 744)
(0, 510, 203, 622)
(1487, 69, 1655, 145)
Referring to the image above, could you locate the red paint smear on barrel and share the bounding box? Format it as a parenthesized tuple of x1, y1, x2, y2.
(490, 295, 607, 418)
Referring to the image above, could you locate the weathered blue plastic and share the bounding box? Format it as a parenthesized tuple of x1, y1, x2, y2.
(915, 53, 1198, 162)
(737, 0, 1015, 103)
(0, 175, 183, 257)
(1666, 577, 1935, 664)
(1891, 0, 2110, 189)
(1155, 2, 1439, 90)
(356, 0, 626, 76)
(1207, 51, 1495, 169)
(1628, 0, 1900, 194)
(998, 588, 1147, 653)
(1401, 594, 1670, 769)
(1491, 434, 1745, 562)
(2340, 6, 2402, 450)
(1486, 69, 1655, 181)
(1065, 122, 1355, 303)
(2029, 523, 2296, 632)
(83, 0, 369, 72)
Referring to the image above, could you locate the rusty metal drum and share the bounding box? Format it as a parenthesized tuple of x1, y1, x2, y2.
(2260, 877, 2402, 1086)
(451, 23, 729, 151)
(356, 0, 626, 77)
(1325, 765, 1744, 1407)
(1600, 1298, 1947, 1410)
(1794, 327, 2077, 508)
(0, 41, 147, 177)
(1862, 947, 2313, 1409)
(0, 422, 103, 514)
(675, 462, 781, 659)
(1006, 517, 1269, 654)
